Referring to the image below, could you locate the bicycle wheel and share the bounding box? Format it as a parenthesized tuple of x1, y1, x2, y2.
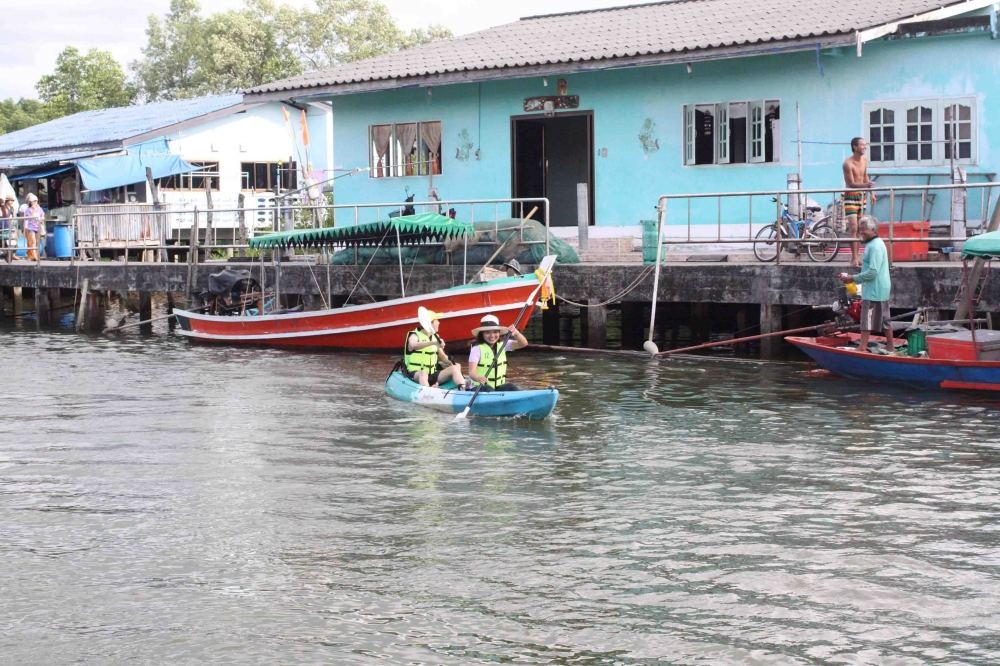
(753, 224, 779, 262)
(806, 224, 840, 262)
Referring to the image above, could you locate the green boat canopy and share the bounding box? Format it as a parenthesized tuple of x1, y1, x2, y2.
(961, 229, 1000, 259)
(248, 212, 473, 250)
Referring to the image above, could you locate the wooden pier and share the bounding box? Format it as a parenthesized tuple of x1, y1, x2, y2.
(0, 259, 995, 357)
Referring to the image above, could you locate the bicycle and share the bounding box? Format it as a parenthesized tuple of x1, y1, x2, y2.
(753, 197, 841, 262)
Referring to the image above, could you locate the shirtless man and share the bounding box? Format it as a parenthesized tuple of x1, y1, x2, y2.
(843, 137, 876, 268)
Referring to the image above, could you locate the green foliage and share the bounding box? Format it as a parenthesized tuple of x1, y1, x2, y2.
(132, 0, 453, 101)
(0, 98, 50, 134)
(36, 47, 135, 116)
(0, 46, 134, 134)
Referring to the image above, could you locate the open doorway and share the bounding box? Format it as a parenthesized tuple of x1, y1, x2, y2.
(511, 112, 593, 227)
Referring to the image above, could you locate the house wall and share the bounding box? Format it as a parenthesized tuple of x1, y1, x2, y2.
(325, 30, 1000, 231)
(157, 103, 331, 229)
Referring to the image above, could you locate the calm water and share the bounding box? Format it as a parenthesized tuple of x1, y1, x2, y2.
(2, 320, 999, 664)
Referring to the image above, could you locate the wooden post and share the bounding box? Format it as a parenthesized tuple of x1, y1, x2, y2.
(139, 291, 152, 335)
(35, 288, 51, 327)
(237, 193, 248, 251)
(75, 279, 89, 332)
(166, 292, 176, 330)
(146, 166, 168, 263)
(85, 291, 105, 333)
(759, 302, 784, 359)
(620, 302, 644, 350)
(13, 286, 23, 317)
(582, 300, 607, 349)
(542, 299, 561, 345)
(691, 302, 710, 344)
(187, 209, 200, 301)
(735, 306, 749, 355)
(204, 178, 214, 262)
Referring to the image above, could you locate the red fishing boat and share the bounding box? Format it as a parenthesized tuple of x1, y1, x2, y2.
(173, 213, 557, 350)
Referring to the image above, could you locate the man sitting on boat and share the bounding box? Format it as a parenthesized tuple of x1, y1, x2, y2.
(404, 309, 466, 388)
(467, 314, 529, 392)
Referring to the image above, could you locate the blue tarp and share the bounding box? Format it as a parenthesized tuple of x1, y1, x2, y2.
(75, 139, 197, 191)
(9, 164, 74, 181)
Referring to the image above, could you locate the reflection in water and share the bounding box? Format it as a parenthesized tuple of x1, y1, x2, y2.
(0, 324, 998, 664)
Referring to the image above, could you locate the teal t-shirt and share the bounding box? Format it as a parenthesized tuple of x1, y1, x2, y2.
(852, 236, 891, 302)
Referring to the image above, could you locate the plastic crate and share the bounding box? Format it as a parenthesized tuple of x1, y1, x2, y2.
(879, 221, 929, 261)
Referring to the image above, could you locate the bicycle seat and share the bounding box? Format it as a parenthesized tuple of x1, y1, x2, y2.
(806, 205, 822, 213)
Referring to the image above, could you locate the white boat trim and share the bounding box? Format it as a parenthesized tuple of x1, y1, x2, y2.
(175, 302, 525, 341)
(173, 275, 537, 324)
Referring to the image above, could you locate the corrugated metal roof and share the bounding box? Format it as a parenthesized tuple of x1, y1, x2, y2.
(0, 94, 244, 157)
(248, 0, 985, 95)
(0, 147, 121, 170)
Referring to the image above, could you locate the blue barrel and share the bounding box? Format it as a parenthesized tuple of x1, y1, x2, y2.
(53, 223, 74, 259)
(45, 232, 55, 258)
(15, 234, 26, 258)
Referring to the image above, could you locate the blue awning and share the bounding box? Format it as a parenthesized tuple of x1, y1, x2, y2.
(9, 164, 74, 181)
(75, 139, 197, 191)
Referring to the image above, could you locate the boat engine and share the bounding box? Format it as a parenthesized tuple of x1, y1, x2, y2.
(829, 283, 862, 327)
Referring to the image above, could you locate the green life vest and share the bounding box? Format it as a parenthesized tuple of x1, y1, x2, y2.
(476, 342, 508, 388)
(404, 329, 438, 374)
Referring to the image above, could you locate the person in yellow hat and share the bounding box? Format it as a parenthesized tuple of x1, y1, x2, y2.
(467, 314, 529, 391)
(403, 308, 466, 388)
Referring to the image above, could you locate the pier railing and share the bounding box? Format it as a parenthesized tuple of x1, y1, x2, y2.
(651, 181, 1000, 264)
(0, 197, 551, 267)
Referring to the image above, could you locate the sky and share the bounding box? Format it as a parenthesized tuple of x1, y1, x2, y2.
(1, 0, 624, 101)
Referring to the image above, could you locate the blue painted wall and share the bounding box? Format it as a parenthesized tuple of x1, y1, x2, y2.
(327, 30, 1000, 228)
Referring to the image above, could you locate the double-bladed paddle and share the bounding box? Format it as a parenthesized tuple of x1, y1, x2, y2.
(455, 254, 556, 420)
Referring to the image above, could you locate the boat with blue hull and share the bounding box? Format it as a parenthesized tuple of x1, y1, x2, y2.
(787, 229, 1000, 393)
(787, 332, 1000, 392)
(384, 370, 559, 420)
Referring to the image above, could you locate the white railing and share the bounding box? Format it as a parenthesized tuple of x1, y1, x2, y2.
(649, 182, 1000, 264)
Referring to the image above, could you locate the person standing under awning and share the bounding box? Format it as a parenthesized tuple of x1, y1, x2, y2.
(19, 193, 44, 261)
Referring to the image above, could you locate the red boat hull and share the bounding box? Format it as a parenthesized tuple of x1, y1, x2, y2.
(173, 275, 542, 350)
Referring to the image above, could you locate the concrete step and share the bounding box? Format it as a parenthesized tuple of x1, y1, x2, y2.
(564, 236, 643, 263)
(576, 250, 644, 263)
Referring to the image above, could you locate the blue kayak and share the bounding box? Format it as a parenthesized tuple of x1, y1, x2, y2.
(384, 370, 558, 420)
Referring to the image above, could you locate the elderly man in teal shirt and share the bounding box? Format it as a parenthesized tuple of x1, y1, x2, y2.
(839, 217, 896, 354)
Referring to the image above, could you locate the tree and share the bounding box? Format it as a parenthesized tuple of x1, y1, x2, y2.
(0, 98, 50, 135)
(285, 0, 452, 69)
(36, 47, 135, 116)
(131, 0, 452, 101)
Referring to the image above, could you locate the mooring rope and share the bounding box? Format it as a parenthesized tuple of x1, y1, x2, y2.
(556, 263, 657, 308)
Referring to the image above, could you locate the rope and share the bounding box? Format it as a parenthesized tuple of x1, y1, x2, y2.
(305, 259, 329, 309)
(557, 264, 657, 308)
(344, 224, 394, 304)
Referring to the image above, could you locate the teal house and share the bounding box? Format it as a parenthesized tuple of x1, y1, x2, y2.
(246, 0, 1000, 234)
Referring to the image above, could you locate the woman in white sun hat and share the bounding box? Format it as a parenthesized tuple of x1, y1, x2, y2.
(467, 313, 529, 392)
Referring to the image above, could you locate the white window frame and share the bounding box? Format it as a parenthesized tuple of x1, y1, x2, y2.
(683, 106, 694, 165)
(863, 97, 977, 167)
(715, 103, 730, 164)
(749, 101, 764, 164)
(682, 99, 780, 166)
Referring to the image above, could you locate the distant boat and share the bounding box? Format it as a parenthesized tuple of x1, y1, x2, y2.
(384, 370, 559, 420)
(173, 213, 555, 350)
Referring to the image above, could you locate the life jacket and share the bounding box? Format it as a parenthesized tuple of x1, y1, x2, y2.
(476, 342, 508, 388)
(404, 329, 438, 374)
